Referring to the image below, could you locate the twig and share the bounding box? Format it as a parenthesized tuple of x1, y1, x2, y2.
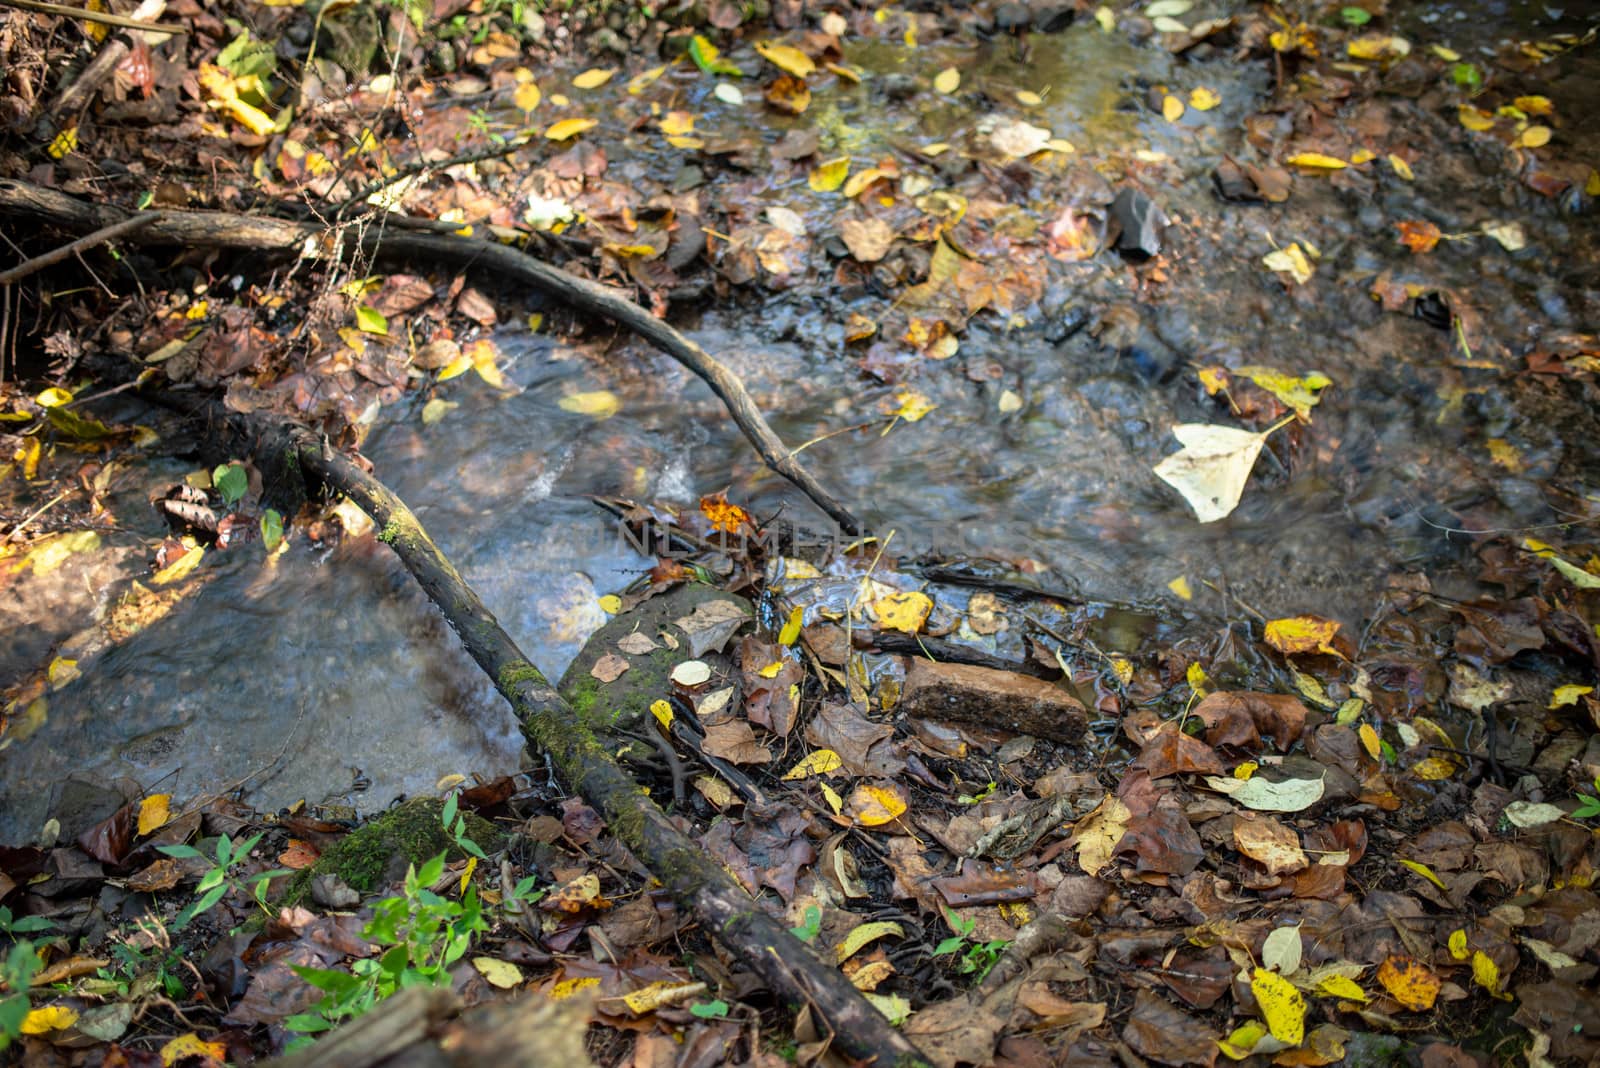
(0, 212, 161, 285)
(0, 178, 863, 535)
(2, 488, 71, 544)
(0, 0, 184, 34)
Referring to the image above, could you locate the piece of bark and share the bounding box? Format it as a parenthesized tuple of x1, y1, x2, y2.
(899, 659, 1086, 743)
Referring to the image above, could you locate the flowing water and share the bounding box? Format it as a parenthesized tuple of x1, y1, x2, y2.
(3, 4, 1597, 842)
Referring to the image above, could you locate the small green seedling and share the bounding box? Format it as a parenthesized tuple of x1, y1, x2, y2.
(788, 905, 821, 944)
(1573, 777, 1600, 821)
(440, 792, 489, 861)
(157, 832, 289, 930)
(933, 908, 1009, 982)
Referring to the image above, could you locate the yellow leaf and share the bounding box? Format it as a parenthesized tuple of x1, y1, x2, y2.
(1263, 615, 1341, 656)
(779, 605, 804, 645)
(1349, 148, 1376, 164)
(1015, 89, 1043, 107)
(47, 656, 79, 688)
(1411, 757, 1455, 781)
(1187, 661, 1209, 696)
(1251, 967, 1306, 1045)
(1168, 575, 1194, 600)
(1234, 367, 1333, 421)
(514, 81, 542, 112)
(1517, 125, 1552, 148)
(421, 398, 456, 425)
(1218, 1020, 1269, 1060)
(48, 125, 79, 160)
(650, 698, 673, 729)
(572, 68, 615, 89)
(754, 41, 815, 77)
(835, 920, 905, 962)
(437, 353, 474, 381)
(1359, 723, 1382, 760)
(1448, 928, 1470, 961)
(659, 110, 695, 136)
(597, 594, 622, 614)
(185, 300, 209, 319)
(473, 957, 525, 989)
(138, 794, 171, 836)
(757, 660, 784, 679)
(1233, 761, 1258, 780)
(821, 781, 844, 815)
(1347, 33, 1411, 60)
(546, 118, 598, 141)
(890, 389, 936, 424)
(1376, 955, 1440, 1011)
(1550, 684, 1593, 708)
(1071, 795, 1130, 875)
(1152, 422, 1285, 523)
(621, 980, 706, 1014)
(842, 166, 890, 199)
(1095, 5, 1115, 32)
(1399, 858, 1446, 891)
(559, 391, 620, 419)
(22, 1005, 78, 1033)
(1315, 974, 1367, 1001)
(1162, 94, 1185, 122)
(1471, 950, 1510, 1000)
(1286, 152, 1346, 169)
(152, 545, 204, 586)
(1430, 44, 1461, 60)
(1513, 95, 1553, 116)
(809, 156, 850, 192)
(1189, 86, 1221, 110)
(627, 65, 667, 94)
(36, 387, 74, 408)
(872, 590, 932, 633)
(160, 1033, 226, 1065)
(783, 749, 843, 780)
(1388, 154, 1414, 180)
(934, 67, 960, 93)
(1458, 105, 1496, 132)
(549, 976, 601, 999)
(848, 782, 908, 826)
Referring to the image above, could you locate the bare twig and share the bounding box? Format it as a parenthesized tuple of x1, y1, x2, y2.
(0, 212, 161, 285)
(0, 0, 184, 33)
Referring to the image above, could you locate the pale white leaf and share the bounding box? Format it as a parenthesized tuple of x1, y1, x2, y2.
(1204, 774, 1325, 812)
(1262, 925, 1303, 976)
(1152, 423, 1274, 523)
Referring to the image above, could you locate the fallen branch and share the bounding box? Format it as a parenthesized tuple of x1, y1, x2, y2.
(0, 178, 863, 535)
(43, 0, 174, 133)
(199, 408, 925, 1067)
(0, 211, 162, 284)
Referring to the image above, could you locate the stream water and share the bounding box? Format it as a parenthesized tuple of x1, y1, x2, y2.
(3, 3, 1597, 843)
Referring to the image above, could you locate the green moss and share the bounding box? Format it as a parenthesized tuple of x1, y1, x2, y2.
(377, 519, 403, 545)
(278, 799, 504, 907)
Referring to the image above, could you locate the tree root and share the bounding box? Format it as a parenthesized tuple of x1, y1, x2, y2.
(192, 407, 926, 1067)
(0, 177, 862, 535)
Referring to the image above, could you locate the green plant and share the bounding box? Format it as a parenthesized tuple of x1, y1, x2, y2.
(1339, 6, 1371, 26)
(77, 917, 187, 1001)
(690, 999, 729, 1018)
(788, 905, 821, 943)
(932, 909, 1008, 982)
(212, 463, 248, 507)
(1, 941, 42, 1053)
(0, 907, 53, 939)
(439, 793, 489, 861)
(284, 852, 487, 1048)
(1573, 776, 1600, 821)
(157, 832, 289, 931)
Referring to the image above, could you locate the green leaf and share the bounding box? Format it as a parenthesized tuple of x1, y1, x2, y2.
(690, 1000, 730, 1018)
(1339, 6, 1371, 25)
(933, 937, 963, 956)
(440, 792, 458, 830)
(261, 509, 284, 551)
(284, 1012, 335, 1033)
(1452, 62, 1482, 89)
(356, 305, 389, 336)
(213, 464, 248, 507)
(291, 965, 363, 994)
(687, 34, 741, 76)
(416, 853, 447, 887)
(156, 843, 203, 860)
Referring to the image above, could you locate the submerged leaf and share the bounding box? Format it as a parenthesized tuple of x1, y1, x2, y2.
(1152, 421, 1288, 523)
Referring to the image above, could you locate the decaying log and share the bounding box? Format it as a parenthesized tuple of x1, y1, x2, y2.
(0, 177, 863, 535)
(196, 409, 927, 1067)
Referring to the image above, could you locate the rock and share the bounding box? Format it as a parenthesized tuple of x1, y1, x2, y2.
(1044, 305, 1091, 344)
(898, 659, 1086, 743)
(878, 72, 922, 101)
(995, 2, 1031, 32)
(1110, 186, 1165, 260)
(1031, 2, 1075, 32)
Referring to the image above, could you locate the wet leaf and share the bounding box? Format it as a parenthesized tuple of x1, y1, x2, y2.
(1472, 950, 1511, 1000)
(765, 74, 811, 115)
(989, 119, 1052, 159)
(513, 80, 542, 112)
(689, 34, 741, 76)
(1162, 94, 1185, 122)
(1169, 575, 1193, 600)
(1388, 154, 1414, 180)
(1152, 421, 1286, 523)
(1251, 967, 1306, 1044)
(1264, 615, 1341, 656)
(700, 491, 753, 534)
(1347, 34, 1411, 60)
(1517, 125, 1551, 148)
(1396, 220, 1441, 253)
(840, 217, 895, 262)
(1235, 815, 1308, 875)
(1286, 152, 1347, 169)
(1376, 955, 1440, 1011)
(1070, 795, 1131, 875)
(1189, 86, 1221, 110)
(1523, 538, 1600, 588)
(873, 590, 932, 633)
(754, 41, 814, 77)
(545, 118, 597, 141)
(650, 699, 672, 729)
(559, 391, 620, 419)
(1549, 684, 1593, 708)
(1262, 243, 1315, 284)
(810, 156, 850, 192)
(572, 67, 614, 89)
(1482, 220, 1526, 251)
(22, 1004, 78, 1034)
(934, 67, 960, 93)
(778, 605, 805, 645)
(1458, 104, 1495, 132)
(888, 389, 936, 424)
(713, 82, 743, 105)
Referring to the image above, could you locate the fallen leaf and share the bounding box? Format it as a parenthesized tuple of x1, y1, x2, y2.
(1252, 967, 1306, 1044)
(934, 67, 960, 93)
(1205, 774, 1325, 812)
(559, 390, 620, 419)
(873, 590, 933, 633)
(545, 118, 598, 141)
(572, 68, 615, 89)
(1162, 94, 1185, 122)
(1070, 795, 1131, 875)
(847, 782, 909, 827)
(754, 41, 815, 77)
(836, 920, 905, 962)
(137, 794, 171, 836)
(1189, 86, 1221, 110)
(1376, 955, 1440, 1010)
(1286, 152, 1347, 169)
(840, 217, 895, 262)
(1396, 220, 1441, 253)
(473, 957, 525, 989)
(1262, 243, 1315, 284)
(1152, 421, 1287, 523)
(1264, 615, 1341, 656)
(1235, 814, 1308, 875)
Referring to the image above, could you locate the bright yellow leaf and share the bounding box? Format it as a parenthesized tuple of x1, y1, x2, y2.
(835, 920, 904, 962)
(1187, 661, 1209, 696)
(514, 81, 542, 112)
(1264, 615, 1341, 655)
(1517, 125, 1552, 148)
(1550, 684, 1594, 708)
(779, 605, 804, 645)
(597, 594, 622, 613)
(621, 980, 705, 1014)
(572, 68, 614, 89)
(659, 110, 695, 136)
(1514, 95, 1554, 116)
(138, 794, 171, 836)
(1218, 1020, 1269, 1060)
(809, 156, 850, 192)
(1376, 955, 1439, 1011)
(1189, 86, 1221, 110)
(650, 698, 673, 729)
(847, 782, 908, 826)
(1448, 928, 1470, 961)
(1286, 152, 1347, 169)
(1349, 148, 1376, 164)
(754, 41, 815, 77)
(890, 389, 936, 424)
(1359, 723, 1382, 760)
(1315, 974, 1367, 1001)
(1411, 757, 1455, 781)
(783, 749, 843, 780)
(1388, 154, 1414, 180)
(1458, 105, 1495, 132)
(758, 660, 784, 678)
(22, 1005, 78, 1034)
(473, 957, 525, 989)
(152, 545, 204, 586)
(627, 65, 667, 94)
(47, 125, 78, 159)
(545, 118, 598, 141)
(821, 781, 843, 815)
(549, 976, 601, 999)
(933, 67, 960, 93)
(160, 1033, 226, 1065)
(1168, 575, 1193, 600)
(1471, 950, 1511, 1000)
(1398, 858, 1446, 891)
(1251, 967, 1306, 1045)
(1162, 94, 1185, 122)
(872, 590, 932, 633)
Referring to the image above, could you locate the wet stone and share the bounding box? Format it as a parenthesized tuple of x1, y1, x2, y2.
(877, 72, 921, 101)
(1110, 186, 1165, 260)
(1044, 306, 1091, 344)
(1030, 2, 1076, 33)
(995, 2, 1031, 32)
(899, 658, 1087, 744)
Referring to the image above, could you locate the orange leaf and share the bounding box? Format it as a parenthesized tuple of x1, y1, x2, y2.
(1396, 220, 1441, 253)
(1263, 615, 1341, 656)
(1376, 955, 1440, 1011)
(846, 782, 908, 827)
(699, 492, 753, 534)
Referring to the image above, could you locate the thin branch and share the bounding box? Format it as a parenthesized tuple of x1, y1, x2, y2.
(0, 212, 161, 285)
(0, 0, 184, 34)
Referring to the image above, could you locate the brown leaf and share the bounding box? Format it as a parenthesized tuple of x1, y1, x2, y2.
(591, 653, 630, 683)
(738, 636, 802, 736)
(839, 217, 895, 263)
(701, 720, 772, 764)
(1233, 812, 1308, 875)
(1122, 988, 1219, 1066)
(1130, 723, 1226, 779)
(902, 996, 1003, 1068)
(804, 700, 904, 776)
(1115, 796, 1204, 877)
(1194, 692, 1307, 752)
